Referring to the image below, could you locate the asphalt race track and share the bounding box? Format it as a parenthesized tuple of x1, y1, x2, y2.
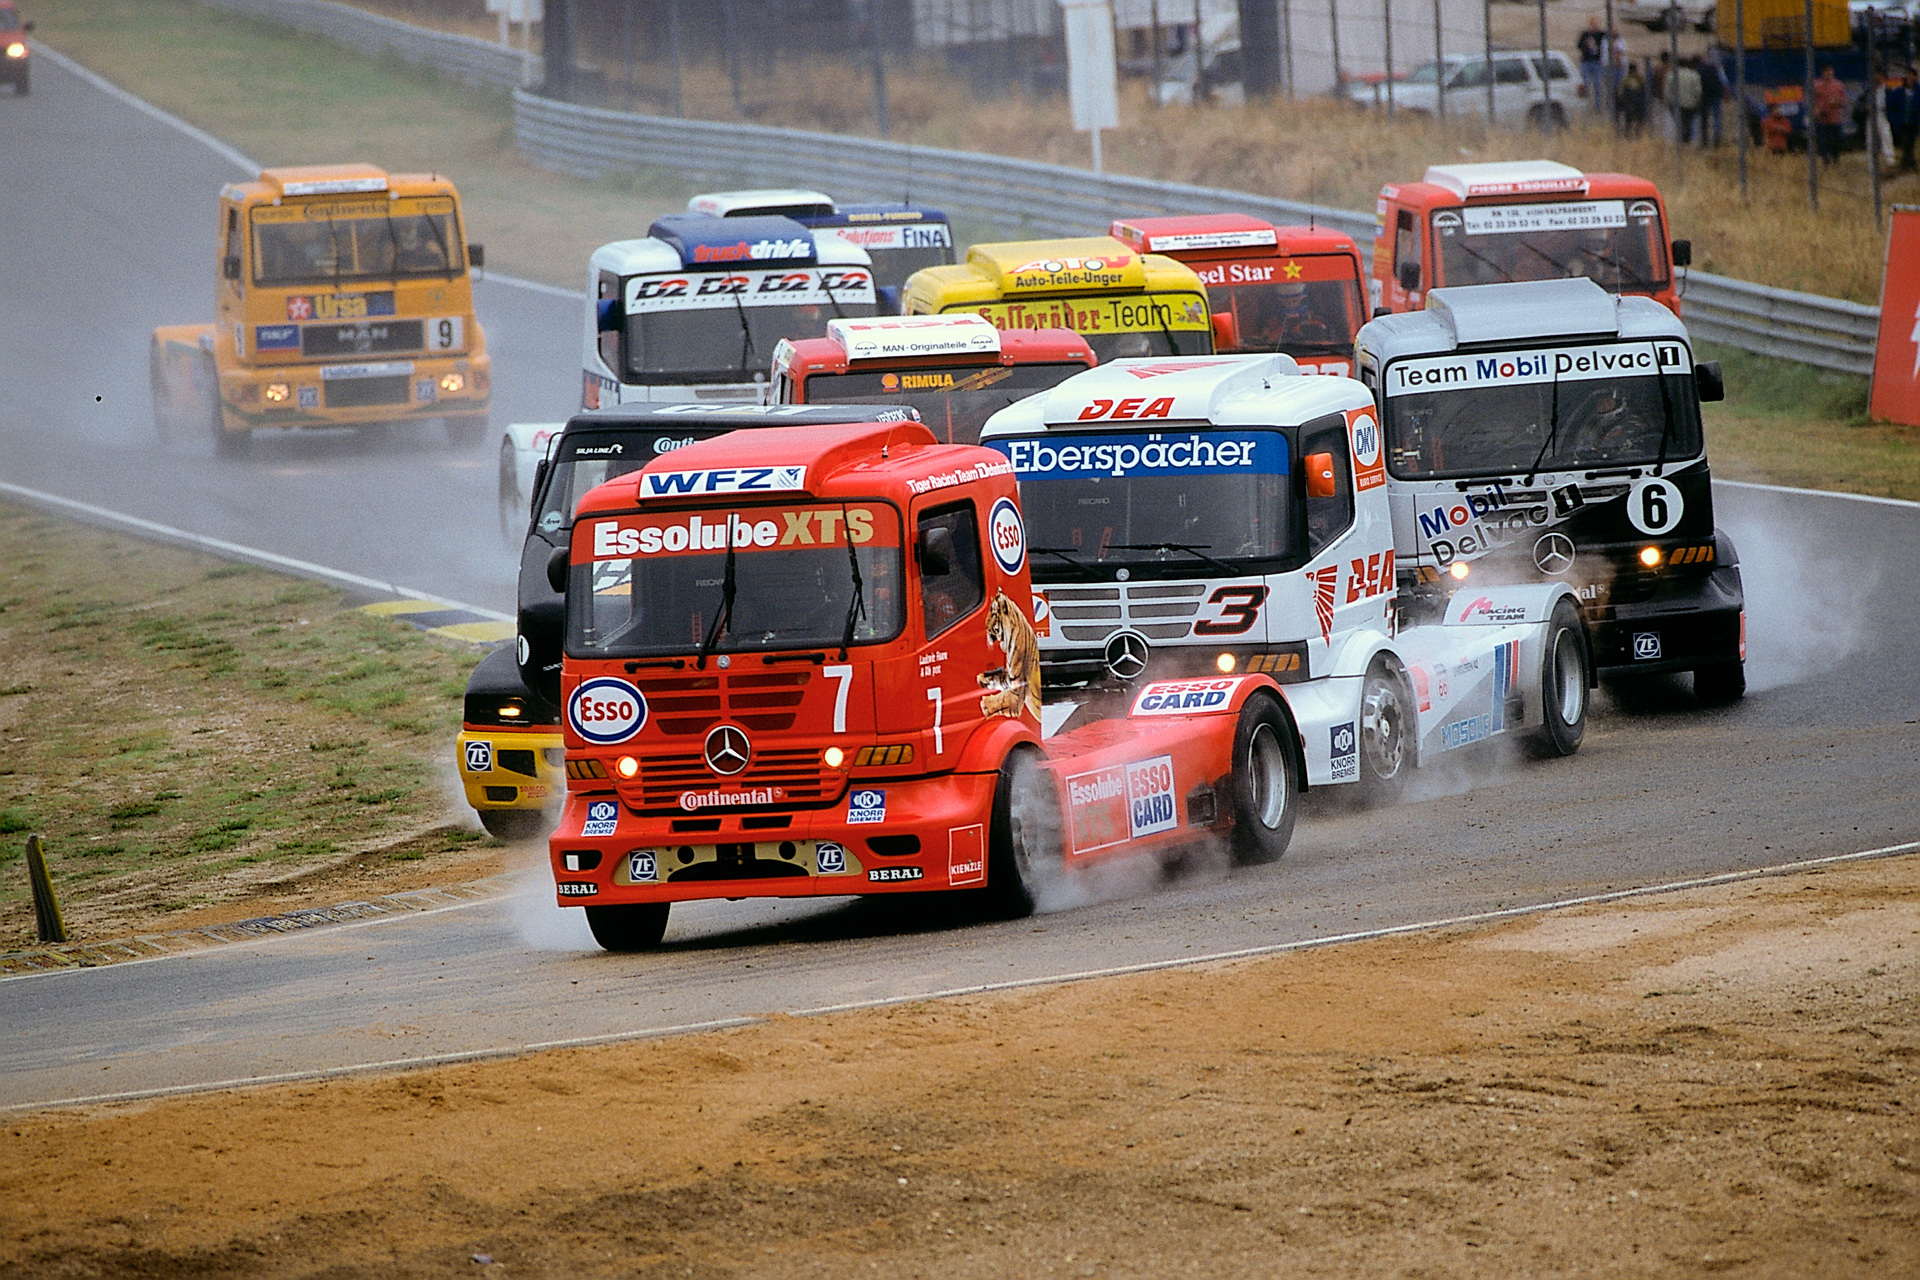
(2, 54, 1916, 1111)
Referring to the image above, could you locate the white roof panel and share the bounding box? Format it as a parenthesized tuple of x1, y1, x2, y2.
(1421, 160, 1587, 200)
(827, 314, 1001, 360)
(1425, 278, 1621, 345)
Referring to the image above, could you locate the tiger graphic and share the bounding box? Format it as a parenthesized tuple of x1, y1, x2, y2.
(977, 591, 1042, 722)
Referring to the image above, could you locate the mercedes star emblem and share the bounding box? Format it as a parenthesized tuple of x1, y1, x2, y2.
(703, 724, 751, 776)
(1103, 630, 1151, 682)
(1533, 532, 1576, 576)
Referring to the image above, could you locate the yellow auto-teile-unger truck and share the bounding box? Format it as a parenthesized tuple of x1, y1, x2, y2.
(151, 164, 491, 456)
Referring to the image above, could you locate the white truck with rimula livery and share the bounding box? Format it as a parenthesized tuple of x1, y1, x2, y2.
(979, 356, 1593, 798)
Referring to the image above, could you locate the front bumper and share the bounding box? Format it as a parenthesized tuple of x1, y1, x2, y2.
(1586, 563, 1745, 677)
(548, 770, 1000, 906)
(458, 724, 564, 813)
(222, 353, 491, 432)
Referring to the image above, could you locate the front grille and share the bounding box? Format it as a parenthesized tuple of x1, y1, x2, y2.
(323, 375, 410, 407)
(302, 320, 425, 358)
(627, 746, 833, 812)
(637, 669, 811, 736)
(1051, 582, 1207, 642)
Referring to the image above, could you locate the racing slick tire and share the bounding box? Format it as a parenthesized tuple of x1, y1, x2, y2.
(498, 436, 526, 548)
(1228, 692, 1301, 865)
(1529, 599, 1590, 758)
(1357, 659, 1415, 807)
(983, 746, 1061, 918)
(209, 371, 252, 459)
(585, 902, 671, 952)
(478, 808, 549, 842)
(1692, 660, 1746, 706)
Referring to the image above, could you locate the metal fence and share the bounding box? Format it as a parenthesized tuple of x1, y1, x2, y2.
(198, 0, 1881, 376)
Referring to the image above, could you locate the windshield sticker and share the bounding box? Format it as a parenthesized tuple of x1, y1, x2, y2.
(991, 431, 1282, 479)
(903, 457, 1015, 497)
(968, 295, 1209, 335)
(568, 677, 647, 745)
(642, 465, 806, 496)
(1458, 201, 1627, 236)
(1385, 342, 1686, 397)
(625, 269, 874, 311)
(587, 505, 894, 560)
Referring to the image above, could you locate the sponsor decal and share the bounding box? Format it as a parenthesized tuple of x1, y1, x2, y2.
(625, 269, 872, 312)
(967, 295, 1209, 336)
(678, 786, 784, 811)
(828, 313, 998, 360)
(1415, 481, 1553, 565)
(1125, 755, 1179, 838)
(255, 324, 300, 351)
(903, 457, 1016, 497)
(297, 386, 319, 409)
(1441, 713, 1496, 750)
(869, 866, 924, 882)
(1195, 263, 1275, 286)
(415, 378, 437, 403)
(1492, 639, 1520, 721)
(1121, 361, 1229, 379)
(1347, 406, 1385, 491)
(1074, 397, 1174, 421)
(567, 677, 647, 745)
(1065, 755, 1179, 853)
(1633, 631, 1662, 660)
(816, 841, 847, 874)
(1329, 722, 1358, 783)
(285, 296, 314, 321)
(321, 361, 413, 381)
(555, 881, 599, 897)
(1133, 677, 1241, 715)
(1626, 477, 1684, 535)
(993, 431, 1281, 479)
(1458, 200, 1628, 236)
(464, 740, 493, 773)
(587, 505, 892, 560)
(641, 465, 807, 497)
(1456, 596, 1531, 625)
(948, 824, 986, 887)
(1145, 228, 1278, 252)
(582, 799, 619, 838)
(1386, 342, 1686, 397)
(1031, 593, 1052, 638)
(1628, 199, 1659, 220)
(627, 850, 658, 882)
(1345, 550, 1395, 604)
(1307, 565, 1339, 645)
(848, 788, 887, 824)
(690, 237, 812, 263)
(988, 496, 1026, 575)
(1409, 665, 1432, 712)
(823, 224, 953, 251)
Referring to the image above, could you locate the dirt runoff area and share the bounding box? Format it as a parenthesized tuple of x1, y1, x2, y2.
(4, 853, 1917, 1279)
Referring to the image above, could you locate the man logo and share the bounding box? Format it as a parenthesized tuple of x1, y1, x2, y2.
(704, 724, 751, 776)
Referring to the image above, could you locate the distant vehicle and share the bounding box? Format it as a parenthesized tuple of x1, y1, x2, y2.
(1719, 0, 1864, 149)
(1617, 0, 1717, 31)
(0, 0, 30, 95)
(1349, 50, 1581, 131)
(688, 189, 958, 312)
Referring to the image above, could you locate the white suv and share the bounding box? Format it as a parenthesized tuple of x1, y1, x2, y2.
(1349, 50, 1581, 130)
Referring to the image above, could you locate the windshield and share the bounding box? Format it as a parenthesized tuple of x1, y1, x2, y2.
(568, 503, 904, 658)
(534, 455, 651, 537)
(865, 245, 957, 293)
(1432, 199, 1670, 292)
(1382, 341, 1702, 480)
(986, 428, 1294, 576)
(800, 362, 1088, 445)
(623, 270, 877, 381)
(252, 200, 462, 286)
(961, 293, 1212, 363)
(1202, 260, 1365, 358)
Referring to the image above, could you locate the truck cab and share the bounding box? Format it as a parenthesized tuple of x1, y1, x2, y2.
(903, 236, 1216, 362)
(150, 164, 491, 456)
(1108, 214, 1368, 376)
(583, 214, 877, 410)
(1373, 161, 1688, 319)
(689, 189, 959, 313)
(1355, 277, 1745, 701)
(772, 314, 1094, 445)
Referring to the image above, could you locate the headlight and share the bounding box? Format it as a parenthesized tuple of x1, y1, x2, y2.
(1639, 547, 1662, 567)
(1215, 653, 1236, 673)
(1448, 561, 1470, 580)
(440, 372, 465, 393)
(5, 42, 25, 58)
(615, 755, 640, 779)
(823, 746, 845, 768)
(264, 383, 290, 403)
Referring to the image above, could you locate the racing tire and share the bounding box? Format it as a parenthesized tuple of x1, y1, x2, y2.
(1529, 599, 1590, 758)
(982, 747, 1060, 919)
(585, 902, 671, 953)
(1228, 693, 1301, 865)
(478, 808, 549, 842)
(208, 367, 252, 459)
(148, 339, 173, 444)
(498, 436, 525, 549)
(1357, 660, 1415, 807)
(1692, 660, 1746, 706)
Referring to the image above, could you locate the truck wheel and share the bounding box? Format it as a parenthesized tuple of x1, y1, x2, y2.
(984, 747, 1060, 918)
(478, 808, 549, 841)
(1530, 599, 1590, 757)
(1357, 660, 1414, 806)
(207, 363, 251, 458)
(585, 903, 671, 952)
(498, 437, 525, 548)
(1692, 660, 1746, 705)
(148, 339, 173, 444)
(1229, 693, 1300, 865)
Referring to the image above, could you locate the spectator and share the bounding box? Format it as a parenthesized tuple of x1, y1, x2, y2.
(1675, 55, 1704, 144)
(1699, 49, 1726, 146)
(1812, 64, 1850, 164)
(1652, 51, 1672, 138)
(1762, 104, 1794, 153)
(1884, 71, 1916, 173)
(1618, 60, 1648, 137)
(1577, 16, 1609, 115)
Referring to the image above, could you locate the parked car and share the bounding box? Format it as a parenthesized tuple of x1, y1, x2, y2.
(1348, 50, 1581, 130)
(1618, 0, 1717, 31)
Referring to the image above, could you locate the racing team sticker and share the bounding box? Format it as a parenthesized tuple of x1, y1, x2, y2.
(568, 677, 648, 745)
(988, 496, 1026, 575)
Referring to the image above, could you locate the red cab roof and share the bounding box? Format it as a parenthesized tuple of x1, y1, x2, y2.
(776, 325, 1093, 378)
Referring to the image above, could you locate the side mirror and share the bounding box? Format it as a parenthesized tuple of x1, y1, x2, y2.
(222, 255, 242, 281)
(1305, 452, 1339, 499)
(1694, 360, 1724, 402)
(546, 544, 571, 593)
(1372, 306, 1392, 319)
(918, 526, 954, 577)
(1670, 239, 1692, 267)
(1210, 310, 1240, 353)
(530, 458, 550, 519)
(596, 297, 622, 333)
(467, 243, 485, 269)
(1396, 261, 1421, 292)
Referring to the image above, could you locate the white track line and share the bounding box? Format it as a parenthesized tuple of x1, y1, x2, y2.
(0, 480, 508, 620)
(8, 838, 1914, 1114)
(1717, 478, 1920, 510)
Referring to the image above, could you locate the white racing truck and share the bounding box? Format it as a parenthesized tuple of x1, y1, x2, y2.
(978, 356, 1593, 798)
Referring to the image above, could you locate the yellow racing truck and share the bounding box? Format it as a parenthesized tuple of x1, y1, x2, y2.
(151, 164, 491, 457)
(902, 236, 1219, 361)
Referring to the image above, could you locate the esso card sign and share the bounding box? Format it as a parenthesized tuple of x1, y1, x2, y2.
(988, 496, 1026, 575)
(568, 677, 647, 745)
(1132, 677, 1243, 716)
(1124, 755, 1179, 839)
(1065, 754, 1178, 854)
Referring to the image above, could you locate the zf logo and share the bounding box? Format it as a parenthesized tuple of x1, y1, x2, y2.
(464, 740, 492, 772)
(1633, 632, 1662, 660)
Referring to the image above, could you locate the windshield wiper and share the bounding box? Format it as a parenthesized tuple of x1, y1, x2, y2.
(838, 505, 865, 660)
(1029, 546, 1105, 581)
(423, 213, 454, 279)
(325, 209, 344, 286)
(1109, 542, 1242, 576)
(696, 516, 738, 669)
(1523, 360, 1563, 486)
(1652, 345, 1678, 476)
(384, 211, 401, 281)
(1454, 240, 1516, 282)
(728, 281, 757, 374)
(817, 270, 847, 321)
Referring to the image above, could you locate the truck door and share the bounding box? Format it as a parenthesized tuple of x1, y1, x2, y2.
(217, 200, 243, 355)
(1390, 208, 1424, 312)
(911, 499, 990, 766)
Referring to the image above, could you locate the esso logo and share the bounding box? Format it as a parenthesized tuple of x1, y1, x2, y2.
(567, 677, 648, 745)
(1350, 412, 1381, 467)
(988, 496, 1026, 575)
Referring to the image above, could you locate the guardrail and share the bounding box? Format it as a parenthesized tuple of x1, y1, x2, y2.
(197, 0, 1879, 376)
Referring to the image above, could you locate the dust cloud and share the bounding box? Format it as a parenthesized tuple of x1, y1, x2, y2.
(1721, 506, 1880, 692)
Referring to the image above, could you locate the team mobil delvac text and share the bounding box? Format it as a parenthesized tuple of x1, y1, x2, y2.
(1391, 345, 1672, 390)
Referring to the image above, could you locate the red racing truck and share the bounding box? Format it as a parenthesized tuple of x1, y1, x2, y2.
(1108, 214, 1368, 376)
